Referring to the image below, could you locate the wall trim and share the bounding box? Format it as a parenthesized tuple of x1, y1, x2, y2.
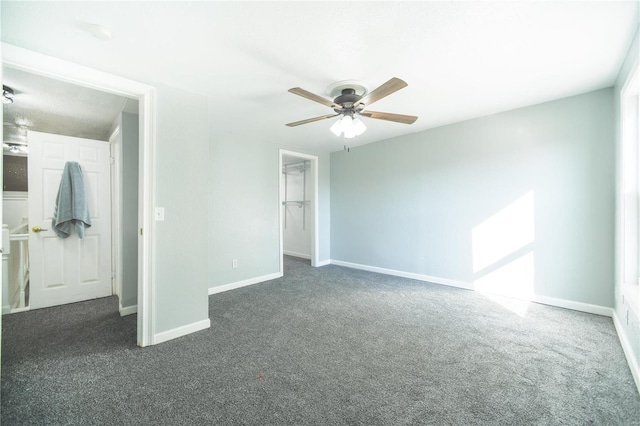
(315, 259, 331, 267)
(208, 272, 283, 296)
(533, 295, 613, 317)
(154, 318, 211, 345)
(283, 250, 311, 260)
(3, 191, 28, 200)
(330, 259, 613, 316)
(330, 259, 474, 290)
(110, 123, 123, 303)
(119, 304, 138, 317)
(613, 311, 640, 394)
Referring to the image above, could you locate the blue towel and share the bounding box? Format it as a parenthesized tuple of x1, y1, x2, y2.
(52, 161, 91, 239)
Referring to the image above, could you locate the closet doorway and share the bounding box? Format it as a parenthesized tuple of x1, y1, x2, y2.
(279, 150, 319, 272)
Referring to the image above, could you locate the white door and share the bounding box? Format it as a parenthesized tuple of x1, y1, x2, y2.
(28, 131, 112, 309)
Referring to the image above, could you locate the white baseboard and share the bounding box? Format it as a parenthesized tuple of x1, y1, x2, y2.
(330, 259, 473, 290)
(8, 306, 29, 314)
(613, 311, 640, 394)
(2, 305, 11, 315)
(208, 272, 283, 296)
(119, 304, 137, 317)
(533, 295, 613, 317)
(284, 250, 311, 260)
(315, 259, 331, 267)
(154, 318, 211, 345)
(329, 259, 612, 316)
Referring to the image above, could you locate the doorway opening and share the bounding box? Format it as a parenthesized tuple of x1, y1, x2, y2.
(2, 66, 139, 317)
(279, 150, 319, 273)
(2, 44, 156, 347)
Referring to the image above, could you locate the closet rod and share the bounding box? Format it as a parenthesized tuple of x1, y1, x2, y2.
(283, 160, 309, 168)
(282, 161, 309, 174)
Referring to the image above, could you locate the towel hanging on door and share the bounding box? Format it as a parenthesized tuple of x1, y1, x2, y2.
(52, 161, 91, 239)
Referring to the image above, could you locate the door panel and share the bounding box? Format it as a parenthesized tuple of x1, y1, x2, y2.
(42, 169, 62, 217)
(80, 235, 101, 283)
(42, 236, 64, 287)
(28, 131, 112, 309)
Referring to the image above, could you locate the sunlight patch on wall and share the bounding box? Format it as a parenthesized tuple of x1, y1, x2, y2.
(472, 191, 534, 273)
(472, 191, 535, 316)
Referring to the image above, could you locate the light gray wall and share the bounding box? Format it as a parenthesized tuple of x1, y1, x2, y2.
(614, 25, 640, 385)
(120, 112, 138, 309)
(331, 88, 615, 307)
(208, 127, 330, 289)
(153, 84, 210, 334)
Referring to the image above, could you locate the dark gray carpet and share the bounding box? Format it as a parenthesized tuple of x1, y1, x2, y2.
(2, 256, 639, 425)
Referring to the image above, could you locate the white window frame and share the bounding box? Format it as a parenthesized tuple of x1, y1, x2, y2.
(620, 56, 640, 313)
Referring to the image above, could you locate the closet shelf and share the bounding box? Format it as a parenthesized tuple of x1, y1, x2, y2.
(282, 161, 309, 174)
(283, 159, 309, 229)
(282, 200, 309, 207)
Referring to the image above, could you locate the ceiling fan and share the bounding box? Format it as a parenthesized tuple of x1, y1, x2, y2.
(285, 77, 418, 139)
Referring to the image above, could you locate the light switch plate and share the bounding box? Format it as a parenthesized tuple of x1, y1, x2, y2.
(155, 207, 165, 221)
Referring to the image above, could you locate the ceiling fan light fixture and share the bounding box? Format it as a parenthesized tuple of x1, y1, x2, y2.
(2, 85, 14, 104)
(3, 143, 28, 154)
(330, 118, 343, 136)
(352, 117, 367, 136)
(343, 128, 356, 139)
(329, 114, 366, 138)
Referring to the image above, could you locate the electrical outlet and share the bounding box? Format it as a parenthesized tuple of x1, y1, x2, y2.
(232, 259, 238, 268)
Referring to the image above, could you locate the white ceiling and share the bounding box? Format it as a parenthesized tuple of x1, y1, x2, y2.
(3, 66, 135, 145)
(2, 1, 638, 152)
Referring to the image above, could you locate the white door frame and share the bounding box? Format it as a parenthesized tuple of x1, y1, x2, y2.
(279, 149, 319, 271)
(109, 124, 124, 306)
(2, 43, 156, 347)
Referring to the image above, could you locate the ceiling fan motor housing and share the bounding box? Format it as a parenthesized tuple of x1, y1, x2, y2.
(334, 88, 362, 109)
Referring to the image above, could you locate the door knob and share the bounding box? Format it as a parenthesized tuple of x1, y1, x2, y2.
(32, 226, 48, 233)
